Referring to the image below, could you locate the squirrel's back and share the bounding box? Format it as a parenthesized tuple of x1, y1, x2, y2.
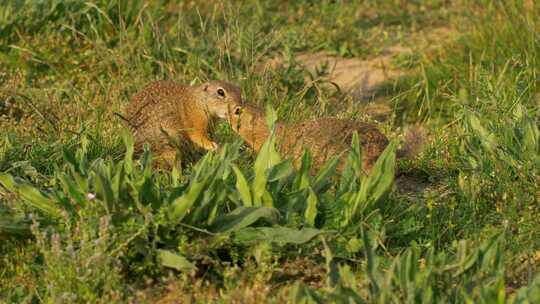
(229, 103, 426, 173)
(124, 80, 194, 150)
(279, 117, 389, 172)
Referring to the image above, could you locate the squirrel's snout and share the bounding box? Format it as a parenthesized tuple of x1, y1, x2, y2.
(215, 108, 229, 119)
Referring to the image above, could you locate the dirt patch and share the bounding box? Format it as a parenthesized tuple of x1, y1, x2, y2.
(262, 46, 410, 103)
(259, 26, 458, 106)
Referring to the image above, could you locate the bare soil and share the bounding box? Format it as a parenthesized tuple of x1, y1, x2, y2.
(261, 46, 410, 103)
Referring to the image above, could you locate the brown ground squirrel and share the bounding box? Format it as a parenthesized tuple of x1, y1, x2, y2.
(227, 104, 423, 173)
(120, 80, 243, 167)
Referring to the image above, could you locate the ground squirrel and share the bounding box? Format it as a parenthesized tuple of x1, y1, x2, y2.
(120, 80, 243, 167)
(227, 104, 424, 173)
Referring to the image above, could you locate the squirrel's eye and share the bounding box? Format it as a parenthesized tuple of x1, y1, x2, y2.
(217, 88, 226, 97)
(234, 107, 242, 115)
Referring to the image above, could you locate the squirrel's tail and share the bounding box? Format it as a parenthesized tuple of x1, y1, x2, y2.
(396, 125, 426, 159)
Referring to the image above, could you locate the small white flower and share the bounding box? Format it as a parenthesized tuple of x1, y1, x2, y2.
(87, 192, 96, 200)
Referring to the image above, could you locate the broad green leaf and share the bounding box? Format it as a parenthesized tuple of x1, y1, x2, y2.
(455, 253, 479, 278)
(479, 236, 502, 270)
(0, 173, 16, 192)
(338, 133, 362, 195)
(293, 149, 312, 190)
(57, 173, 86, 205)
(206, 196, 221, 226)
(312, 154, 341, 193)
(141, 145, 153, 178)
(349, 184, 368, 225)
(168, 153, 215, 221)
(0, 216, 31, 236)
(210, 206, 279, 233)
(77, 135, 90, 174)
(366, 139, 397, 205)
(304, 187, 318, 226)
(157, 249, 196, 272)
(350, 132, 363, 176)
(265, 104, 278, 129)
(233, 226, 324, 244)
(321, 236, 339, 288)
(232, 165, 252, 207)
(252, 161, 268, 207)
(361, 227, 379, 293)
(171, 163, 181, 188)
(62, 147, 80, 173)
(468, 114, 497, 152)
(190, 180, 220, 224)
(347, 140, 397, 224)
(111, 164, 125, 204)
(95, 171, 115, 214)
(1, 163, 60, 216)
(227, 191, 243, 207)
(169, 175, 208, 222)
(522, 119, 539, 157)
(122, 128, 134, 174)
(252, 133, 280, 207)
(261, 189, 274, 208)
(267, 159, 293, 182)
(18, 184, 62, 218)
(140, 177, 159, 210)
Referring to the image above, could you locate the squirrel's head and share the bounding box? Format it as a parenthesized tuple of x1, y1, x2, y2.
(228, 105, 245, 132)
(198, 81, 243, 119)
(227, 104, 266, 132)
(227, 103, 271, 152)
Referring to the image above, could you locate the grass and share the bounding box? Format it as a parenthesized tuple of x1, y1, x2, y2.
(0, 0, 539, 303)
